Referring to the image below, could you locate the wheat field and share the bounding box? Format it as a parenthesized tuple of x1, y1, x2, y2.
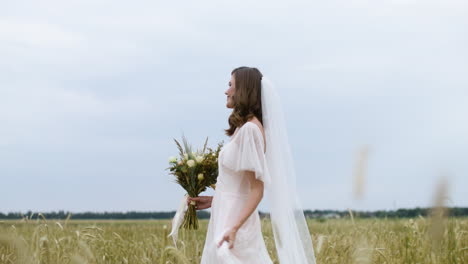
(0, 216, 467, 264)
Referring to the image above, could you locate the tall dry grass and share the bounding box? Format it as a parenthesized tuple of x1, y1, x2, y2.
(0, 216, 467, 264)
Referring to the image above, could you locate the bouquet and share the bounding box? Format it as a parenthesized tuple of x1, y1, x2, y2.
(167, 135, 223, 230)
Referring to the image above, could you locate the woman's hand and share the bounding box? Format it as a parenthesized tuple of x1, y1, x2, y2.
(217, 227, 238, 249)
(187, 195, 213, 210)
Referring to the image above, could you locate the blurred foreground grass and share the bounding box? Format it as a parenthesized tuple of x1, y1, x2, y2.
(0, 217, 467, 263)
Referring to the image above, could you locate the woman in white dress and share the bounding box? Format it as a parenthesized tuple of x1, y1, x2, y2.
(189, 66, 317, 264)
(190, 66, 272, 263)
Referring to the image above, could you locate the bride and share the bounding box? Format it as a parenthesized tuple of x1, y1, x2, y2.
(188, 66, 317, 264)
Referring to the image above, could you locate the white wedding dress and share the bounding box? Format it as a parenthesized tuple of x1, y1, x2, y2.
(200, 121, 273, 264)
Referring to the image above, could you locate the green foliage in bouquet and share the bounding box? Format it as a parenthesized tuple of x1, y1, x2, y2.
(166, 135, 223, 230)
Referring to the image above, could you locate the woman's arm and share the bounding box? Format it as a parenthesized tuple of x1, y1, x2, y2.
(233, 171, 264, 230)
(218, 170, 264, 248)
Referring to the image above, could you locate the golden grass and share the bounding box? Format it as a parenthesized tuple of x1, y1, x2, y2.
(0, 217, 467, 264)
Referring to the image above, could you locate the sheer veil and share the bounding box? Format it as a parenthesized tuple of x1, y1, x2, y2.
(261, 76, 316, 264)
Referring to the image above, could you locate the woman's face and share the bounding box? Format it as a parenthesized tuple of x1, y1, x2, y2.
(225, 74, 236, 109)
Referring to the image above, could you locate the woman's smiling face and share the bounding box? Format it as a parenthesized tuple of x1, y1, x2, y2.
(225, 74, 236, 109)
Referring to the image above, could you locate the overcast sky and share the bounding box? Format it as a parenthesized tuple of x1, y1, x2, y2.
(1, 0, 467, 213)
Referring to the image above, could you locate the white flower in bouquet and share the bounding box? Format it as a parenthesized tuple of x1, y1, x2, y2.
(187, 159, 195, 167)
(168, 156, 178, 163)
(184, 153, 188, 160)
(198, 173, 204, 181)
(195, 155, 204, 163)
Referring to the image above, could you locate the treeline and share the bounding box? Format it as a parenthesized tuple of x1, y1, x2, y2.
(0, 210, 210, 220)
(1, 207, 467, 220)
(302, 207, 468, 219)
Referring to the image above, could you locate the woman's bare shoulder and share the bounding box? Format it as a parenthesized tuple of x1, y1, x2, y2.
(246, 117, 266, 144)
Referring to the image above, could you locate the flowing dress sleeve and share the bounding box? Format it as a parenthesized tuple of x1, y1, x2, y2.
(222, 122, 271, 184)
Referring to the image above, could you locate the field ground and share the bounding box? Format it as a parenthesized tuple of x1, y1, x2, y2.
(0, 217, 467, 263)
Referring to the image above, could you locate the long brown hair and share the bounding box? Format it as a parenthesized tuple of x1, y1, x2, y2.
(224, 66, 263, 137)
